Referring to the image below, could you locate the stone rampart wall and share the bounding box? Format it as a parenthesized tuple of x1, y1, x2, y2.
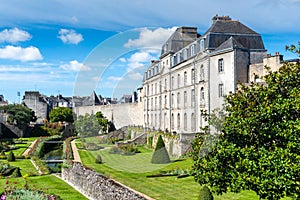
(62, 162, 151, 200)
(73, 103, 143, 129)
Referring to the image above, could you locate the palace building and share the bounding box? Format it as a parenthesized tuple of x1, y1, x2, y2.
(140, 15, 267, 154)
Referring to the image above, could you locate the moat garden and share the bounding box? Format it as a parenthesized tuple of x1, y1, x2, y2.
(0, 133, 291, 199)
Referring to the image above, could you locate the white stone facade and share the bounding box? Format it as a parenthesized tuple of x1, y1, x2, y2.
(141, 15, 267, 153)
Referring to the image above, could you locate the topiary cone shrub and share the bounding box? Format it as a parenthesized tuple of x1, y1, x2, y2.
(11, 167, 22, 178)
(95, 154, 102, 164)
(199, 185, 214, 200)
(7, 151, 15, 162)
(151, 135, 170, 164)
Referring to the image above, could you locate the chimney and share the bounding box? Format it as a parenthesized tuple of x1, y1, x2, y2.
(212, 15, 231, 24)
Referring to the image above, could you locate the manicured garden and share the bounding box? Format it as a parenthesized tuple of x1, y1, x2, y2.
(0, 137, 87, 199)
(77, 137, 263, 200)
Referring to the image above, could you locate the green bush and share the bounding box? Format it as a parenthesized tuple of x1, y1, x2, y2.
(0, 151, 5, 156)
(151, 135, 170, 164)
(108, 144, 140, 156)
(11, 167, 22, 178)
(7, 151, 16, 162)
(2, 189, 48, 200)
(199, 186, 214, 200)
(95, 154, 102, 164)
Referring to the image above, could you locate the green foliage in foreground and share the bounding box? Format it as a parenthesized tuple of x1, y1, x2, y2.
(192, 60, 300, 199)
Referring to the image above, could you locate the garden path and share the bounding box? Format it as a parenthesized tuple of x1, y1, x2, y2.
(22, 139, 38, 156)
(71, 140, 81, 163)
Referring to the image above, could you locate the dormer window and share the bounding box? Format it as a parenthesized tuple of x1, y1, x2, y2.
(177, 53, 181, 63)
(200, 39, 205, 52)
(191, 44, 195, 56)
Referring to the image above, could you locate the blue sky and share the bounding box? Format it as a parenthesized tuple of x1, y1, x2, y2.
(0, 0, 299, 103)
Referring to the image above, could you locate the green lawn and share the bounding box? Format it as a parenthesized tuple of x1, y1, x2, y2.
(79, 148, 262, 200)
(9, 159, 39, 176)
(0, 175, 88, 200)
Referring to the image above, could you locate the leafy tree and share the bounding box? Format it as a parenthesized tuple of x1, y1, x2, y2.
(95, 111, 109, 133)
(49, 107, 74, 123)
(286, 41, 300, 56)
(75, 113, 101, 136)
(0, 104, 36, 129)
(151, 134, 170, 164)
(192, 49, 300, 199)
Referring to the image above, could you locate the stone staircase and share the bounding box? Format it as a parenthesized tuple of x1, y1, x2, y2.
(0, 123, 24, 138)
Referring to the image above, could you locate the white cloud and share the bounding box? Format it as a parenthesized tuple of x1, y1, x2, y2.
(124, 27, 177, 49)
(119, 57, 126, 62)
(0, 28, 31, 43)
(58, 29, 83, 44)
(0, 45, 42, 61)
(107, 76, 124, 81)
(126, 51, 158, 72)
(128, 72, 143, 80)
(60, 60, 90, 71)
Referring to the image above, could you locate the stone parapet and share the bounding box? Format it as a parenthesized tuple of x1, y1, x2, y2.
(62, 162, 151, 200)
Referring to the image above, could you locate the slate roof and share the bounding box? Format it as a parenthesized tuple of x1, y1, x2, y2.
(161, 27, 199, 56)
(203, 20, 258, 35)
(73, 91, 102, 107)
(203, 17, 265, 51)
(213, 36, 245, 52)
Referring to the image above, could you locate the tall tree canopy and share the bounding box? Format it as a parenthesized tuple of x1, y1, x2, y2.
(75, 111, 110, 136)
(0, 104, 36, 129)
(192, 54, 300, 199)
(49, 107, 74, 123)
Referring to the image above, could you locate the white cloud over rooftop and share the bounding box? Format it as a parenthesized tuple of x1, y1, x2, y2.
(124, 27, 177, 49)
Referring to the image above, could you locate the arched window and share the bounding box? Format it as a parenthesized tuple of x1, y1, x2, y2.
(177, 92, 180, 108)
(177, 113, 180, 130)
(200, 87, 205, 105)
(191, 89, 195, 107)
(200, 64, 204, 81)
(191, 113, 195, 132)
(184, 91, 187, 108)
(184, 113, 187, 131)
(171, 113, 174, 130)
(191, 69, 195, 84)
(184, 71, 187, 85)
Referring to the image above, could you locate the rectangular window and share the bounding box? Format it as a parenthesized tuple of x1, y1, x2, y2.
(177, 74, 180, 88)
(218, 84, 224, 97)
(218, 58, 224, 73)
(184, 71, 187, 86)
